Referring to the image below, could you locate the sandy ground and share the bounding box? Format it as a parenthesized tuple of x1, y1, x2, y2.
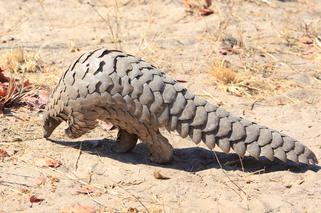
(1, 0, 321, 212)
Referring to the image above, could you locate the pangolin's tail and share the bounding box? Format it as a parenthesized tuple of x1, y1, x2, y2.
(163, 82, 318, 165)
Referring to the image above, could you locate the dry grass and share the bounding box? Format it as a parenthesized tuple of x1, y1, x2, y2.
(209, 59, 291, 98)
(0, 48, 43, 73)
(315, 36, 321, 64)
(211, 60, 240, 84)
(87, 0, 123, 50)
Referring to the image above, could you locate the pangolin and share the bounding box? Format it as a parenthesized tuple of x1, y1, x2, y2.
(43, 48, 318, 165)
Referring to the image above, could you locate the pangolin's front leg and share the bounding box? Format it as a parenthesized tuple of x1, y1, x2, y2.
(65, 111, 98, 139)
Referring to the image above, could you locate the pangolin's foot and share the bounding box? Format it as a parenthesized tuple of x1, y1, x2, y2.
(146, 132, 174, 164)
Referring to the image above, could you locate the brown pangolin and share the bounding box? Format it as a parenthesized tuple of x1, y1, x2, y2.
(43, 48, 318, 165)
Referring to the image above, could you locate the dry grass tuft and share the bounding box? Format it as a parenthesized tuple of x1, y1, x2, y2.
(315, 36, 321, 64)
(0, 48, 43, 73)
(69, 41, 81, 53)
(211, 60, 240, 84)
(209, 59, 291, 98)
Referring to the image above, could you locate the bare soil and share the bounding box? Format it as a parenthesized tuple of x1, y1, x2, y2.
(1, 0, 321, 212)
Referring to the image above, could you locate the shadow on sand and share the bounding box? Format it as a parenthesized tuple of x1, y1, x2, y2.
(48, 137, 320, 173)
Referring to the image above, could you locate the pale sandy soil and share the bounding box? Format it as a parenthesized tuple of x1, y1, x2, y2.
(0, 0, 321, 212)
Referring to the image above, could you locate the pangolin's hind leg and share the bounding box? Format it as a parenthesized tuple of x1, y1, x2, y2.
(144, 131, 174, 164)
(112, 129, 138, 153)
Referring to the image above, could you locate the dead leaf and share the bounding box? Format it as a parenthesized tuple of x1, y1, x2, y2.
(175, 74, 188, 83)
(23, 89, 49, 109)
(219, 48, 230, 55)
(20, 188, 31, 194)
(0, 149, 9, 158)
(76, 186, 95, 195)
(314, 72, 321, 81)
(0, 67, 34, 113)
(29, 195, 44, 203)
(0, 68, 10, 82)
(153, 170, 170, 180)
(46, 158, 61, 168)
(60, 204, 96, 213)
(299, 36, 313, 45)
(297, 179, 305, 185)
(127, 207, 139, 213)
(246, 179, 253, 184)
(33, 176, 46, 186)
(35, 157, 62, 168)
(199, 7, 214, 16)
(271, 96, 288, 106)
(184, 0, 213, 16)
(48, 175, 60, 184)
(0, 83, 7, 97)
(285, 184, 292, 189)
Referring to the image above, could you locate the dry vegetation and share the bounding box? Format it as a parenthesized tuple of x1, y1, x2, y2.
(0, 48, 43, 73)
(0, 48, 46, 113)
(0, 0, 321, 212)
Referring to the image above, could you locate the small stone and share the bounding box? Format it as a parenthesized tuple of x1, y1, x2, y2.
(314, 73, 321, 81)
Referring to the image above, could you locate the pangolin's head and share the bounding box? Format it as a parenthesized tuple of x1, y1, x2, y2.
(43, 112, 62, 138)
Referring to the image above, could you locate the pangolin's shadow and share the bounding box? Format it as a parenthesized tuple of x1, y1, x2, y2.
(48, 138, 320, 173)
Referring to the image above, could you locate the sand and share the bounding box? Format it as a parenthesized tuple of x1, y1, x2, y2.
(0, 0, 321, 212)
